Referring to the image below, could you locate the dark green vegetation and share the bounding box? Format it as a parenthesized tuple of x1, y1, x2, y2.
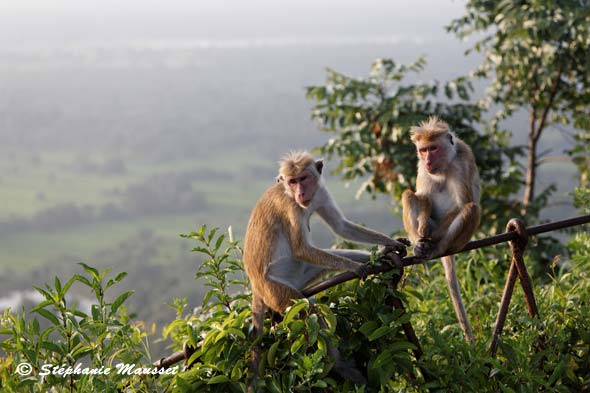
(2, 0, 590, 391)
(2, 224, 589, 392)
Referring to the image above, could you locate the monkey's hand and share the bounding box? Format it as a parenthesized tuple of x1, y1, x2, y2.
(383, 237, 411, 258)
(352, 262, 371, 279)
(377, 243, 407, 266)
(413, 239, 435, 260)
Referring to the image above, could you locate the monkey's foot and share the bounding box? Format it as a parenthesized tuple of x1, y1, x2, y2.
(413, 239, 435, 260)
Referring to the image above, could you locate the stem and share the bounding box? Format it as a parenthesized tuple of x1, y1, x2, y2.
(523, 109, 538, 210)
(522, 66, 563, 211)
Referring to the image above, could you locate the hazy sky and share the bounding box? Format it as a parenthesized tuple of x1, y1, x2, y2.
(1, 0, 467, 48)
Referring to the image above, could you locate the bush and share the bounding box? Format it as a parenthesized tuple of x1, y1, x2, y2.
(2, 224, 589, 392)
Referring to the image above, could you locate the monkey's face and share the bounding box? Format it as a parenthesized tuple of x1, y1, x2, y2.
(417, 139, 447, 174)
(285, 168, 319, 208)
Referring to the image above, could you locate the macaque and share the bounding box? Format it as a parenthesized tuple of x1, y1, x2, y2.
(402, 117, 480, 344)
(243, 151, 408, 389)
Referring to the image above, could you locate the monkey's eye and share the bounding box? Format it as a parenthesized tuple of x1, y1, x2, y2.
(300, 175, 307, 182)
(288, 179, 298, 185)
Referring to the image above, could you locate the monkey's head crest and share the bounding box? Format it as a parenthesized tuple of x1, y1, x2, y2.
(278, 151, 322, 178)
(410, 116, 450, 143)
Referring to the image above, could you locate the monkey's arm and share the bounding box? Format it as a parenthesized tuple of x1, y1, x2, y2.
(316, 192, 405, 250)
(325, 249, 371, 263)
(286, 215, 369, 277)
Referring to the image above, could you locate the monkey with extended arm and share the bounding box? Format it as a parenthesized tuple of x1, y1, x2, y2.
(244, 151, 408, 390)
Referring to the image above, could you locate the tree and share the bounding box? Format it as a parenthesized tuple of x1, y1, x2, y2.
(448, 0, 590, 211)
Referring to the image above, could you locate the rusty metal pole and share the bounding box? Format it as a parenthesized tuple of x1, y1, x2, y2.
(154, 341, 195, 370)
(490, 218, 541, 357)
(507, 220, 539, 319)
(490, 260, 518, 357)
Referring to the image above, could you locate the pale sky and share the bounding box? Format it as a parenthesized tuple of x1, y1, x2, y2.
(0, 0, 467, 48)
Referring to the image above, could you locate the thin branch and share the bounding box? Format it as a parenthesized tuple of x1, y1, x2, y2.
(534, 66, 564, 142)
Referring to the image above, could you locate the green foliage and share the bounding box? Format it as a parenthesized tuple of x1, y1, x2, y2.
(165, 227, 422, 392)
(573, 187, 590, 214)
(164, 226, 251, 392)
(3, 225, 590, 392)
(165, 225, 590, 392)
(306, 57, 524, 236)
(568, 135, 590, 187)
(0, 264, 157, 392)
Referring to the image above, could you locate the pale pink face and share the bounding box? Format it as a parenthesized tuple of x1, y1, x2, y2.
(285, 168, 319, 208)
(418, 140, 446, 174)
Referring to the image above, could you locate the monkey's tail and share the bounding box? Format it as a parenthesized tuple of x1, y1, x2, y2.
(441, 255, 474, 344)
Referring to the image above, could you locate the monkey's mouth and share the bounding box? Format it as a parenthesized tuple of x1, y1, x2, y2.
(426, 163, 439, 173)
(299, 199, 312, 208)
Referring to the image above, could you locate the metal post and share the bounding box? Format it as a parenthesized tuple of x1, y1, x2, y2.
(490, 219, 541, 357)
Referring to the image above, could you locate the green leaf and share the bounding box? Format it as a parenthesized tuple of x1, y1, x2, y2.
(35, 309, 60, 326)
(316, 303, 336, 332)
(40, 341, 63, 355)
(54, 276, 62, 295)
(368, 325, 392, 341)
(290, 336, 306, 355)
(91, 304, 101, 321)
(110, 290, 134, 315)
(62, 276, 77, 294)
(72, 274, 92, 288)
(30, 300, 53, 312)
(267, 341, 280, 367)
(214, 234, 225, 252)
(306, 314, 319, 345)
(207, 375, 230, 384)
(283, 301, 308, 325)
(359, 320, 379, 336)
(548, 359, 566, 385)
(78, 262, 100, 281)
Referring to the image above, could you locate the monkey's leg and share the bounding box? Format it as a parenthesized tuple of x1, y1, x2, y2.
(431, 202, 480, 255)
(264, 280, 305, 315)
(402, 190, 433, 242)
(248, 294, 267, 393)
(248, 283, 304, 393)
(442, 255, 474, 344)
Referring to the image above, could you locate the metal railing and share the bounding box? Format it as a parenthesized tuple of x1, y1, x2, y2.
(154, 214, 590, 370)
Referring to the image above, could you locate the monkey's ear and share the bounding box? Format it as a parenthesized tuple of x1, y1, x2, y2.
(315, 160, 324, 175)
(448, 133, 454, 145)
(276, 175, 284, 183)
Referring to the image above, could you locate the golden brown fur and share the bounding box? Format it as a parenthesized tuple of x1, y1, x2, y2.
(244, 152, 408, 390)
(402, 117, 480, 343)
